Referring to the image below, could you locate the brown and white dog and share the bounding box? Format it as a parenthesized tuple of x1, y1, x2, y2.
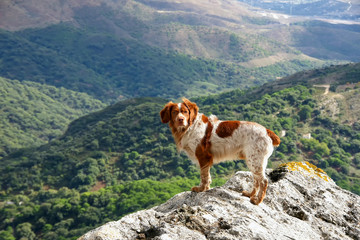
(160, 98, 280, 205)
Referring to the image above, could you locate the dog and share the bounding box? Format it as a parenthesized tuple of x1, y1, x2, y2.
(160, 98, 280, 205)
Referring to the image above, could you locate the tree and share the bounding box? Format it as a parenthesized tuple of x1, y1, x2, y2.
(301, 138, 330, 156)
(315, 142, 330, 156)
(354, 153, 360, 167)
(15, 223, 35, 240)
(319, 160, 329, 169)
(299, 105, 312, 121)
(175, 167, 185, 177)
(0, 227, 15, 240)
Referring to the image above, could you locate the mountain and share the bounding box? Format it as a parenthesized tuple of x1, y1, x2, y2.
(1, 63, 360, 239)
(227, 62, 360, 103)
(0, 77, 106, 157)
(3, 0, 359, 104)
(264, 21, 360, 62)
(80, 163, 360, 240)
(1, 1, 360, 237)
(2, 0, 359, 160)
(1, 24, 324, 102)
(1, 63, 360, 194)
(1, 0, 359, 63)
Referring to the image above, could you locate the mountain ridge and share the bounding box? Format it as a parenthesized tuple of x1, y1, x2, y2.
(1, 0, 359, 63)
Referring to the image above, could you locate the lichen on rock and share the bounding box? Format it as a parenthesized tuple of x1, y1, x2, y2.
(279, 161, 331, 182)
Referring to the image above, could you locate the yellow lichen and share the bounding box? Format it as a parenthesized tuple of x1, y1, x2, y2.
(279, 161, 330, 182)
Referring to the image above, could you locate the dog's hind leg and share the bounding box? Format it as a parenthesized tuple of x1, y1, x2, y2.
(243, 142, 271, 205)
(255, 175, 268, 204)
(250, 173, 268, 205)
(242, 175, 258, 198)
(252, 146, 273, 205)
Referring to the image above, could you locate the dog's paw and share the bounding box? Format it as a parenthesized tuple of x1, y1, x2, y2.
(191, 185, 210, 192)
(250, 196, 260, 205)
(242, 190, 252, 198)
(191, 186, 202, 192)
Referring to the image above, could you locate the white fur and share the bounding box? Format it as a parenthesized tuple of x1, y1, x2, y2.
(180, 113, 274, 176)
(176, 103, 188, 127)
(180, 114, 207, 165)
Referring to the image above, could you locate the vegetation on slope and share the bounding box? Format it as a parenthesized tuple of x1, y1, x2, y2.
(0, 24, 326, 102)
(0, 1, 359, 239)
(75, 2, 296, 64)
(0, 177, 226, 240)
(1, 67, 360, 238)
(291, 21, 360, 62)
(265, 21, 360, 62)
(0, 77, 105, 158)
(195, 62, 360, 108)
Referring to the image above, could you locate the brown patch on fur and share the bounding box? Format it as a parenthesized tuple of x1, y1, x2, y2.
(266, 129, 281, 146)
(202, 114, 209, 124)
(160, 101, 176, 123)
(195, 121, 213, 168)
(216, 121, 241, 138)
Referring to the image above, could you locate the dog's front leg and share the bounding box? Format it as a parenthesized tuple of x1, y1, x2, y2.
(192, 165, 212, 192)
(192, 123, 213, 192)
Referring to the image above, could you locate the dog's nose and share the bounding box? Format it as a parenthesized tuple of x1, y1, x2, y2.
(178, 117, 184, 123)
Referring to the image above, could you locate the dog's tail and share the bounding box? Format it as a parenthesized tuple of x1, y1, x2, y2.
(266, 129, 281, 147)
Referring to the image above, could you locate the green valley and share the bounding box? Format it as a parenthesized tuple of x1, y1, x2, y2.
(1, 0, 360, 239)
(0, 77, 105, 158)
(1, 63, 360, 239)
(0, 24, 327, 102)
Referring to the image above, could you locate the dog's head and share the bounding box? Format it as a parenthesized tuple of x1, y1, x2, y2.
(160, 98, 199, 131)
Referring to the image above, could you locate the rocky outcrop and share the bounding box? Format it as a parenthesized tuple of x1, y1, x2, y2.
(79, 162, 360, 240)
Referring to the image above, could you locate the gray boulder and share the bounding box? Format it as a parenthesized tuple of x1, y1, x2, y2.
(79, 162, 360, 240)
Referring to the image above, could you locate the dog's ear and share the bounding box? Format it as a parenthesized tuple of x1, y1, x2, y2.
(160, 101, 174, 123)
(182, 98, 198, 125)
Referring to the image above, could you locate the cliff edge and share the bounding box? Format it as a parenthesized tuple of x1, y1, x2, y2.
(79, 162, 360, 240)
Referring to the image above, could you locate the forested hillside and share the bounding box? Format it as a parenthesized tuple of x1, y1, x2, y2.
(1, 1, 360, 239)
(2, 0, 359, 63)
(4, 0, 352, 105)
(0, 77, 105, 157)
(0, 24, 325, 102)
(1, 64, 359, 239)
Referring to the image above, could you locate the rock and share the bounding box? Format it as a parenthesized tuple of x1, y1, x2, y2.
(79, 162, 360, 240)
